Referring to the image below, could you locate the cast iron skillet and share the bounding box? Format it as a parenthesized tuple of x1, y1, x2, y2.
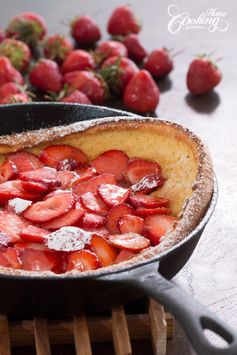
(0, 103, 236, 355)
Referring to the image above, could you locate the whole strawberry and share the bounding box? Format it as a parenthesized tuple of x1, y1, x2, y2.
(0, 92, 30, 104)
(43, 34, 73, 64)
(144, 49, 173, 78)
(0, 39, 31, 72)
(95, 40, 127, 64)
(0, 82, 24, 101)
(108, 5, 141, 36)
(29, 59, 63, 93)
(0, 28, 5, 43)
(71, 15, 101, 46)
(61, 50, 95, 74)
(187, 56, 222, 95)
(100, 56, 138, 93)
(60, 90, 92, 104)
(123, 69, 160, 113)
(122, 34, 147, 63)
(7, 12, 47, 46)
(63, 70, 105, 104)
(0, 56, 24, 87)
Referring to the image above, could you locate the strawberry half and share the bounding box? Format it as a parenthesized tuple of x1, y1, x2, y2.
(39, 144, 88, 170)
(66, 250, 99, 272)
(42, 201, 84, 231)
(106, 203, 134, 234)
(6, 151, 42, 173)
(136, 207, 171, 217)
(90, 150, 129, 180)
(0, 180, 42, 203)
(19, 167, 60, 187)
(80, 191, 108, 216)
(0, 211, 29, 243)
(124, 158, 161, 184)
(118, 214, 144, 234)
(19, 225, 50, 243)
(97, 184, 130, 207)
(129, 193, 169, 208)
(108, 233, 150, 252)
(89, 235, 118, 267)
(0, 160, 18, 183)
(23, 191, 75, 223)
(131, 174, 165, 193)
(144, 215, 177, 245)
(73, 173, 117, 196)
(82, 213, 106, 228)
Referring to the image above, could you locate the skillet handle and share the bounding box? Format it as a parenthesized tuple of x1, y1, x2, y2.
(117, 263, 237, 355)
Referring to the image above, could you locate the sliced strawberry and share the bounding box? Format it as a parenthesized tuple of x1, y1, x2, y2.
(73, 173, 117, 196)
(42, 201, 84, 230)
(144, 215, 177, 245)
(23, 191, 75, 223)
(82, 227, 110, 237)
(106, 203, 134, 234)
(131, 174, 165, 193)
(108, 232, 150, 251)
(136, 207, 171, 217)
(0, 252, 9, 267)
(4, 247, 22, 269)
(42, 189, 72, 200)
(39, 144, 88, 170)
(91, 150, 129, 180)
(124, 158, 161, 184)
(82, 213, 106, 228)
(0, 180, 42, 203)
(66, 250, 99, 272)
(129, 193, 169, 208)
(118, 214, 144, 234)
(73, 166, 97, 184)
(115, 249, 136, 263)
(7, 197, 32, 214)
(97, 184, 130, 207)
(15, 242, 49, 252)
(0, 211, 29, 243)
(6, 151, 42, 172)
(80, 191, 108, 216)
(21, 180, 49, 193)
(46, 227, 91, 252)
(0, 160, 18, 183)
(20, 248, 61, 272)
(19, 167, 60, 188)
(19, 225, 50, 243)
(57, 170, 79, 189)
(89, 235, 118, 266)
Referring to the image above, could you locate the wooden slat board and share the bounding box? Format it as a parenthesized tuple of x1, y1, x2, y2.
(0, 301, 173, 354)
(73, 315, 92, 355)
(0, 315, 11, 355)
(112, 306, 132, 355)
(33, 319, 51, 355)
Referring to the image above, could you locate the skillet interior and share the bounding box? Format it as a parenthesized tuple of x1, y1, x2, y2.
(0, 115, 214, 278)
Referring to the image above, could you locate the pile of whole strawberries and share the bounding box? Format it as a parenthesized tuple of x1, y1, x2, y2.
(0, 145, 177, 273)
(0, 6, 222, 112)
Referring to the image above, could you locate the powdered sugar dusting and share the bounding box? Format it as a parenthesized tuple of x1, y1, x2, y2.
(8, 198, 32, 214)
(47, 226, 92, 252)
